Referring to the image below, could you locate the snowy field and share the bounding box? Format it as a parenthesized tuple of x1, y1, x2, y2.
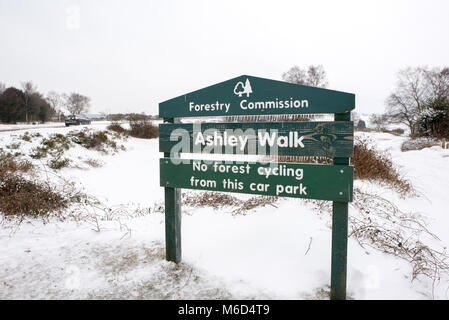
(0, 121, 449, 300)
(0, 121, 113, 132)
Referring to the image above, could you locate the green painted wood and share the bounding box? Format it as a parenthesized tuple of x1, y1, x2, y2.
(160, 158, 353, 202)
(165, 186, 181, 263)
(163, 117, 182, 263)
(159, 75, 355, 118)
(330, 111, 351, 300)
(330, 201, 348, 300)
(159, 121, 354, 158)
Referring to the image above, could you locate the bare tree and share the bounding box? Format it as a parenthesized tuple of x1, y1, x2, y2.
(282, 66, 308, 85)
(282, 65, 329, 88)
(64, 93, 90, 115)
(425, 67, 449, 101)
(351, 111, 361, 126)
(0, 82, 6, 94)
(306, 65, 329, 88)
(21, 81, 38, 123)
(46, 91, 63, 121)
(385, 66, 447, 136)
(370, 113, 388, 131)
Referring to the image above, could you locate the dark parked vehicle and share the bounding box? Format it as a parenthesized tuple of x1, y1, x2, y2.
(65, 115, 91, 126)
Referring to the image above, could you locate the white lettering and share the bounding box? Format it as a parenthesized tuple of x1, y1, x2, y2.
(258, 131, 277, 147)
(188, 101, 231, 113)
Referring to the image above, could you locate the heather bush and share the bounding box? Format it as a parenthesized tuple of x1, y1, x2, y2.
(0, 151, 74, 217)
(128, 118, 159, 139)
(401, 137, 439, 152)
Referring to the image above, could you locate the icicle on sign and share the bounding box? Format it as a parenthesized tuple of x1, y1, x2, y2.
(159, 75, 355, 300)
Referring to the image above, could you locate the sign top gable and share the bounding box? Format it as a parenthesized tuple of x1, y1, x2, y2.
(159, 75, 355, 118)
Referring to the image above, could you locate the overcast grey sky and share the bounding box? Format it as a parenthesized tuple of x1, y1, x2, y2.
(1, 0, 448, 115)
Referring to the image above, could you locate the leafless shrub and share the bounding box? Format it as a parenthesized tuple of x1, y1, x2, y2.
(307, 188, 449, 283)
(383, 128, 405, 136)
(0, 152, 89, 220)
(182, 192, 242, 209)
(150, 202, 165, 214)
(401, 137, 440, 152)
(90, 216, 102, 232)
(128, 118, 158, 139)
(232, 196, 278, 215)
(1, 170, 71, 218)
(369, 113, 389, 131)
(352, 136, 413, 195)
(182, 191, 277, 215)
(6, 142, 21, 150)
(48, 157, 71, 169)
(29, 129, 126, 164)
(302, 287, 331, 300)
(179, 187, 448, 286)
(19, 131, 41, 142)
(107, 121, 128, 135)
(84, 158, 104, 168)
(0, 151, 34, 173)
(69, 129, 112, 151)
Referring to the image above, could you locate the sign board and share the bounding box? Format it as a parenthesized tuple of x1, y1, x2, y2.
(159, 75, 355, 118)
(159, 121, 354, 158)
(160, 158, 353, 202)
(159, 75, 355, 300)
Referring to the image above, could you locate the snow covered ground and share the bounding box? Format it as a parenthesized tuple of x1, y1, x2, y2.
(0, 121, 112, 132)
(0, 122, 448, 300)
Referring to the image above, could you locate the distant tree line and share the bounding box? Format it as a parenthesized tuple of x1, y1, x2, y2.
(107, 113, 158, 121)
(0, 81, 91, 124)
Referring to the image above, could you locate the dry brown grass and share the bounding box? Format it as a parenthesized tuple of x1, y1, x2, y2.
(107, 122, 128, 135)
(108, 119, 159, 139)
(30, 129, 125, 163)
(182, 192, 241, 209)
(233, 196, 278, 214)
(308, 188, 449, 286)
(0, 151, 33, 174)
(129, 119, 159, 139)
(352, 136, 413, 195)
(84, 158, 104, 168)
(182, 191, 278, 214)
(0, 151, 84, 218)
(0, 174, 68, 217)
(401, 137, 440, 152)
(182, 188, 448, 287)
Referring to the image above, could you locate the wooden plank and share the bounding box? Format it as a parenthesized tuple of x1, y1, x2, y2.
(159, 75, 355, 118)
(163, 117, 182, 263)
(165, 186, 181, 263)
(330, 112, 351, 300)
(160, 158, 353, 202)
(331, 201, 349, 299)
(159, 121, 354, 158)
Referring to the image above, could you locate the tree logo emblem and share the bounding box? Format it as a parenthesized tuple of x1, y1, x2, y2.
(234, 78, 253, 97)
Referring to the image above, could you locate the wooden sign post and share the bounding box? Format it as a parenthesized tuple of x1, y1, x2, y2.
(159, 75, 355, 300)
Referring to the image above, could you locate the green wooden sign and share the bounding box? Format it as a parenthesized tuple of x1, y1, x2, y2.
(159, 121, 354, 158)
(160, 158, 353, 202)
(159, 75, 355, 300)
(159, 75, 355, 118)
